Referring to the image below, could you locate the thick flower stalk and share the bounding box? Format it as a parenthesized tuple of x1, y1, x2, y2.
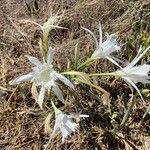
(50, 101, 88, 143)
(10, 48, 74, 109)
(78, 23, 121, 69)
(114, 46, 150, 99)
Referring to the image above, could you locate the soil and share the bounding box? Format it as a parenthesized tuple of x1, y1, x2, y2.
(0, 0, 150, 150)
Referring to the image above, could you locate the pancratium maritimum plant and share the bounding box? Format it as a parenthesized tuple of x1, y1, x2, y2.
(114, 46, 150, 99)
(9, 8, 150, 145)
(78, 23, 121, 69)
(10, 48, 74, 109)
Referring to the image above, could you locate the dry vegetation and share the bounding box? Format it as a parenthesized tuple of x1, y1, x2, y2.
(0, 0, 150, 149)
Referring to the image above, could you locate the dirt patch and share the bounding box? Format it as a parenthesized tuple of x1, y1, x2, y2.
(0, 0, 150, 149)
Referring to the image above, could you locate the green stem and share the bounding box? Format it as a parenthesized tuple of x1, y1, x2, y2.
(61, 71, 84, 76)
(89, 72, 118, 77)
(62, 71, 118, 78)
(43, 32, 49, 53)
(40, 29, 49, 61)
(51, 100, 57, 112)
(77, 58, 94, 70)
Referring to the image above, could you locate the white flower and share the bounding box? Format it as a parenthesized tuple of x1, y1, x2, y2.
(42, 13, 64, 33)
(50, 102, 88, 143)
(22, 13, 65, 34)
(82, 23, 121, 66)
(115, 46, 150, 99)
(10, 48, 74, 109)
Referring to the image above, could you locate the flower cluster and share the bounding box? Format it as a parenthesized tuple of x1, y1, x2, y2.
(10, 13, 150, 146)
(81, 24, 150, 98)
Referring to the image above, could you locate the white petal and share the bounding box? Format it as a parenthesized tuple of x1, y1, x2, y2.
(25, 55, 41, 66)
(42, 15, 62, 30)
(126, 46, 150, 69)
(60, 116, 78, 143)
(55, 73, 74, 89)
(100, 37, 120, 57)
(106, 56, 123, 69)
(122, 64, 150, 83)
(52, 85, 64, 102)
(110, 56, 124, 64)
(47, 47, 54, 65)
(127, 75, 150, 84)
(37, 86, 46, 109)
(47, 25, 66, 29)
(79, 114, 89, 118)
(65, 120, 78, 132)
(98, 22, 102, 45)
(129, 64, 150, 76)
(82, 27, 99, 50)
(123, 77, 143, 100)
(9, 73, 33, 85)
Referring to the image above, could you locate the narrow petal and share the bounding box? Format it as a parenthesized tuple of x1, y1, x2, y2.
(37, 86, 46, 109)
(52, 84, 64, 102)
(47, 47, 54, 65)
(127, 75, 150, 84)
(126, 46, 150, 69)
(123, 77, 143, 100)
(110, 56, 124, 64)
(47, 25, 66, 29)
(106, 56, 123, 69)
(55, 73, 74, 89)
(25, 55, 41, 66)
(98, 22, 103, 45)
(9, 74, 33, 85)
(79, 114, 89, 118)
(81, 27, 99, 50)
(128, 64, 150, 76)
(121, 64, 150, 84)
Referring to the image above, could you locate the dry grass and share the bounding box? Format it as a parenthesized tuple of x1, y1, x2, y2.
(0, 0, 150, 149)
